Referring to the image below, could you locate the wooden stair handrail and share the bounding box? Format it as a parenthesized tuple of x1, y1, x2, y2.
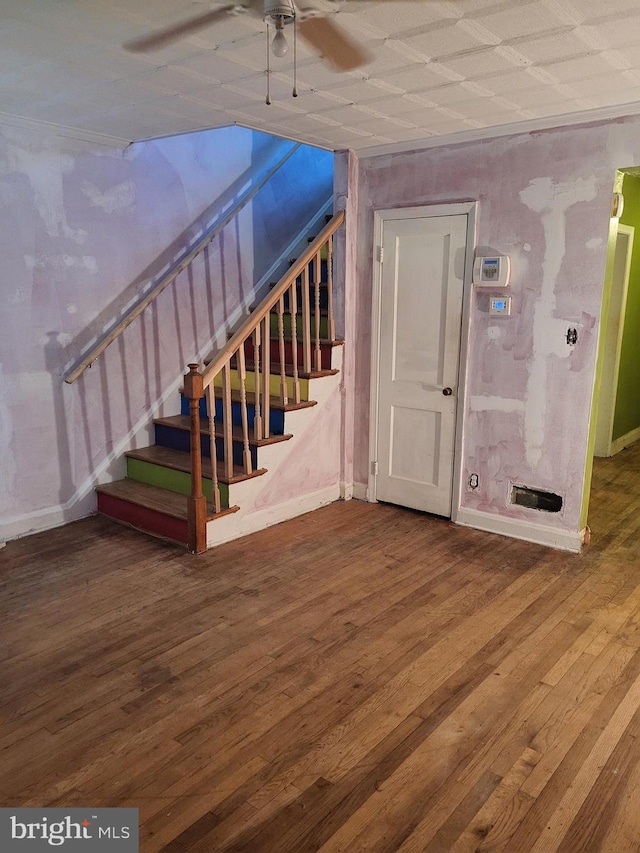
(201, 209, 345, 390)
(63, 142, 302, 384)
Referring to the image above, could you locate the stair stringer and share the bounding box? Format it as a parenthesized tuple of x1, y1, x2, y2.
(205, 348, 343, 548)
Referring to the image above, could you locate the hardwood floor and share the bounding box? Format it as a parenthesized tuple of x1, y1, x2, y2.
(2, 443, 640, 852)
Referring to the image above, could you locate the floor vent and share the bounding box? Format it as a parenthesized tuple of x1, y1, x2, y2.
(511, 485, 563, 513)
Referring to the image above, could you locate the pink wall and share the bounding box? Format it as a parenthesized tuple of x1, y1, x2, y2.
(351, 116, 640, 534)
(0, 123, 331, 541)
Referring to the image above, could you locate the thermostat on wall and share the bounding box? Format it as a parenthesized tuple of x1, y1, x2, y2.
(473, 254, 510, 287)
(490, 295, 512, 316)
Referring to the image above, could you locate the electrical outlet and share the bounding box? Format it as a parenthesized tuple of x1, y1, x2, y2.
(469, 473, 479, 490)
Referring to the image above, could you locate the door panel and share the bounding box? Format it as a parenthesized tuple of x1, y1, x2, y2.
(376, 213, 467, 517)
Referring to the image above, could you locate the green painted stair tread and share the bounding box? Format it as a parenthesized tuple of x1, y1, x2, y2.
(96, 479, 239, 522)
(240, 360, 340, 379)
(271, 306, 330, 315)
(126, 445, 267, 485)
(212, 387, 318, 412)
(231, 357, 339, 381)
(126, 456, 230, 507)
(269, 280, 330, 289)
(154, 415, 293, 447)
(269, 314, 329, 339)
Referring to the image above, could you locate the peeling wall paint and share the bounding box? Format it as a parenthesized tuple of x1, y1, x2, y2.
(352, 116, 640, 535)
(0, 123, 333, 541)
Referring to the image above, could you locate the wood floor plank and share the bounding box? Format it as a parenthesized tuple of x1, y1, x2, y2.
(2, 441, 640, 851)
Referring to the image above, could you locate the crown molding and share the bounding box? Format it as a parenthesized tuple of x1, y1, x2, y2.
(356, 100, 640, 159)
(0, 111, 132, 149)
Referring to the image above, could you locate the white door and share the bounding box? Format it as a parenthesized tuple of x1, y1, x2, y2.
(374, 212, 468, 517)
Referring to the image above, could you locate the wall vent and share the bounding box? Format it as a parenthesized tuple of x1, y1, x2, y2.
(511, 485, 563, 513)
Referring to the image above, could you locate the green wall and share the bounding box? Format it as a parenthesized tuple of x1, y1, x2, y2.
(613, 173, 640, 441)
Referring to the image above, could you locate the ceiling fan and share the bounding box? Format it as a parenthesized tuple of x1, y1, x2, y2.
(124, 0, 422, 73)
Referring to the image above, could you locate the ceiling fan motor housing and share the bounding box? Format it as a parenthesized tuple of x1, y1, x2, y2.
(264, 0, 296, 22)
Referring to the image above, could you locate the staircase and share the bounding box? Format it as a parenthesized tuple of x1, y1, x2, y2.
(95, 212, 345, 552)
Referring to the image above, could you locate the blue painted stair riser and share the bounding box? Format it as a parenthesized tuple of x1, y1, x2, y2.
(155, 423, 259, 469)
(180, 395, 286, 436)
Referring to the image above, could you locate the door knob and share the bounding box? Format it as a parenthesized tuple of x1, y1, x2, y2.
(442, 387, 453, 396)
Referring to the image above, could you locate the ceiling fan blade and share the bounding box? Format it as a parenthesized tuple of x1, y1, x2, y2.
(297, 16, 373, 71)
(124, 6, 236, 53)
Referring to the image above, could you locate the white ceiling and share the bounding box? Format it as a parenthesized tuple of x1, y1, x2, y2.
(3, 0, 640, 152)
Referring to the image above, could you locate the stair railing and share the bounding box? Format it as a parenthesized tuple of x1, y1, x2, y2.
(64, 142, 302, 384)
(184, 209, 345, 553)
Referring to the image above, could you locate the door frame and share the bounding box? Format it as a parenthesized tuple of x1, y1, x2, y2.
(593, 223, 634, 457)
(367, 202, 477, 521)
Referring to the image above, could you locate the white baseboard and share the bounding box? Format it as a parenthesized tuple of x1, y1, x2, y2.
(610, 426, 640, 456)
(352, 482, 369, 501)
(206, 484, 341, 548)
(456, 507, 582, 552)
(340, 481, 354, 501)
(0, 492, 97, 544)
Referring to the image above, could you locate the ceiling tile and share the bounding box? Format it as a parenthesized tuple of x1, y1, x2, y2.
(440, 47, 529, 79)
(359, 94, 440, 117)
(476, 3, 567, 40)
(576, 0, 640, 20)
(513, 31, 593, 64)
(376, 62, 464, 93)
(583, 15, 640, 49)
(500, 84, 582, 108)
(543, 53, 624, 83)
(403, 21, 494, 59)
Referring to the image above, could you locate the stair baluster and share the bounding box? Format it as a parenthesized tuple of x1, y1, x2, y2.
(290, 279, 301, 404)
(221, 361, 234, 481)
(237, 345, 253, 475)
(277, 296, 288, 406)
(253, 326, 263, 440)
(184, 363, 207, 554)
(206, 384, 222, 514)
(313, 251, 322, 373)
(302, 263, 312, 374)
(261, 316, 271, 439)
(327, 237, 335, 342)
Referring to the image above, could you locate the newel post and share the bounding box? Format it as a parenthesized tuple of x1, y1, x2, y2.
(184, 363, 207, 555)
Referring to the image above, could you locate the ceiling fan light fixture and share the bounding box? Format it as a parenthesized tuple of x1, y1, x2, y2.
(271, 19, 289, 56)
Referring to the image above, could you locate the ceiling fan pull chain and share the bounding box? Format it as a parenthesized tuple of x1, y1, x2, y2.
(292, 12, 298, 98)
(266, 20, 272, 105)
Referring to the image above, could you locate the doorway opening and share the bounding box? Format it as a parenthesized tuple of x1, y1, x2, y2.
(585, 169, 640, 542)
